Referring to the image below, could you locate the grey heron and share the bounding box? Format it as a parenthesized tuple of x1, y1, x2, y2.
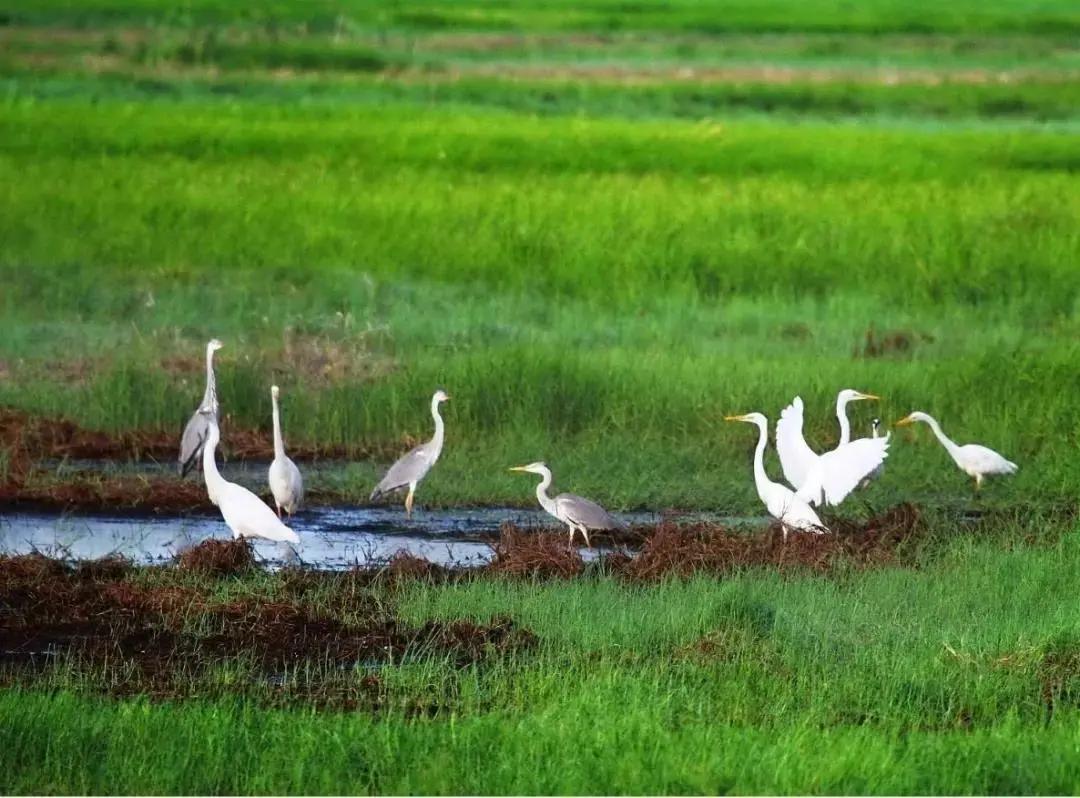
(178, 338, 223, 480)
(508, 462, 621, 548)
(725, 412, 827, 539)
(775, 391, 888, 507)
(201, 412, 300, 545)
(370, 390, 449, 517)
(268, 385, 303, 518)
(896, 411, 1017, 490)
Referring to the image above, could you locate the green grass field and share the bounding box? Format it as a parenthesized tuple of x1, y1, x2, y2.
(2, 0, 1080, 793)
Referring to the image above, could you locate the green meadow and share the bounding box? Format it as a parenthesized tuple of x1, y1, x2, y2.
(2, 0, 1080, 793)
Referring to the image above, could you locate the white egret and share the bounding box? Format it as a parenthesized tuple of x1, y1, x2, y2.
(370, 390, 449, 517)
(268, 385, 303, 518)
(776, 391, 888, 506)
(202, 414, 300, 545)
(896, 411, 1017, 490)
(508, 462, 621, 548)
(178, 338, 223, 479)
(725, 413, 827, 538)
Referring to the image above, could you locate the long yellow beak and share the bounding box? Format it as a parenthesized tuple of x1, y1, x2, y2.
(858, 392, 881, 401)
(895, 415, 915, 427)
(508, 466, 528, 472)
(724, 414, 748, 422)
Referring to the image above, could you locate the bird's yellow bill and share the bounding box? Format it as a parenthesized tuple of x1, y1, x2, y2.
(858, 392, 881, 401)
(724, 414, 750, 422)
(895, 415, 915, 427)
(508, 466, 528, 472)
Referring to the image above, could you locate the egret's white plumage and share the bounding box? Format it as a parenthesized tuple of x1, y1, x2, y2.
(725, 412, 827, 539)
(268, 385, 303, 518)
(178, 339, 222, 481)
(896, 411, 1017, 490)
(509, 461, 621, 548)
(202, 415, 299, 545)
(775, 391, 888, 506)
(371, 390, 449, 517)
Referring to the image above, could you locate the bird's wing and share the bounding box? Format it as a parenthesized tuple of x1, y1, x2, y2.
(765, 484, 827, 532)
(962, 444, 1018, 475)
(775, 397, 820, 490)
(815, 435, 889, 506)
(556, 493, 621, 530)
(178, 411, 211, 476)
(372, 444, 432, 497)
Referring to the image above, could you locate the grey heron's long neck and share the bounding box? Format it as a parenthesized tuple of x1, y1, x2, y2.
(534, 469, 558, 518)
(271, 393, 285, 460)
(201, 425, 227, 495)
(922, 415, 962, 460)
(751, 420, 772, 498)
(836, 395, 852, 446)
(201, 346, 218, 412)
(429, 398, 445, 457)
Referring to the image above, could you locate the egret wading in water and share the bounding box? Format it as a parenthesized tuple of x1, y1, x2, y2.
(896, 411, 1018, 491)
(268, 385, 303, 518)
(201, 413, 300, 546)
(178, 338, 223, 479)
(371, 390, 449, 517)
(508, 462, 621, 549)
(726, 413, 827, 539)
(776, 390, 888, 506)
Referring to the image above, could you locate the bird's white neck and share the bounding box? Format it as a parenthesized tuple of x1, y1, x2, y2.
(429, 397, 445, 453)
(201, 345, 218, 412)
(750, 419, 773, 500)
(533, 468, 558, 518)
(271, 393, 285, 460)
(202, 423, 227, 496)
(836, 394, 852, 446)
(920, 414, 962, 460)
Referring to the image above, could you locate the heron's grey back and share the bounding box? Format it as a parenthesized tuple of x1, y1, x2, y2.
(556, 493, 621, 530)
(178, 410, 211, 477)
(371, 444, 431, 498)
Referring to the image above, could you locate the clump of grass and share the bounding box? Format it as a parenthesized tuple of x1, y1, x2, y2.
(176, 539, 255, 575)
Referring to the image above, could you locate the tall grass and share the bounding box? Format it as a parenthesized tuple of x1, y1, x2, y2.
(1, 101, 1077, 507)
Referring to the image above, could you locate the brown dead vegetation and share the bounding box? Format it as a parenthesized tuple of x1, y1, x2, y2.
(176, 539, 256, 576)
(484, 504, 922, 581)
(0, 406, 357, 467)
(857, 325, 935, 358)
(0, 551, 536, 709)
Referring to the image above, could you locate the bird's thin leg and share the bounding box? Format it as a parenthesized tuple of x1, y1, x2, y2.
(580, 526, 592, 549)
(405, 484, 415, 518)
(276, 505, 282, 519)
(974, 474, 983, 493)
(566, 524, 576, 550)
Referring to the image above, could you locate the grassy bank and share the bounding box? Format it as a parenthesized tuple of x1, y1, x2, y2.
(3, 515, 1080, 793)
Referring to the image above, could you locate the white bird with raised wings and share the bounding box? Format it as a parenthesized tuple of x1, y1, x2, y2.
(775, 390, 888, 507)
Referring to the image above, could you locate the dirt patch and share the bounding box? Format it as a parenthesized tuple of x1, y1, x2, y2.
(856, 326, 935, 358)
(0, 552, 537, 709)
(0, 406, 359, 467)
(486, 525, 585, 579)
(612, 503, 922, 580)
(0, 473, 209, 513)
(176, 539, 255, 576)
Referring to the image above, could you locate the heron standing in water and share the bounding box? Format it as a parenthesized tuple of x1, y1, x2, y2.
(202, 413, 300, 546)
(268, 385, 303, 518)
(370, 390, 449, 517)
(179, 339, 223, 501)
(508, 461, 621, 548)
